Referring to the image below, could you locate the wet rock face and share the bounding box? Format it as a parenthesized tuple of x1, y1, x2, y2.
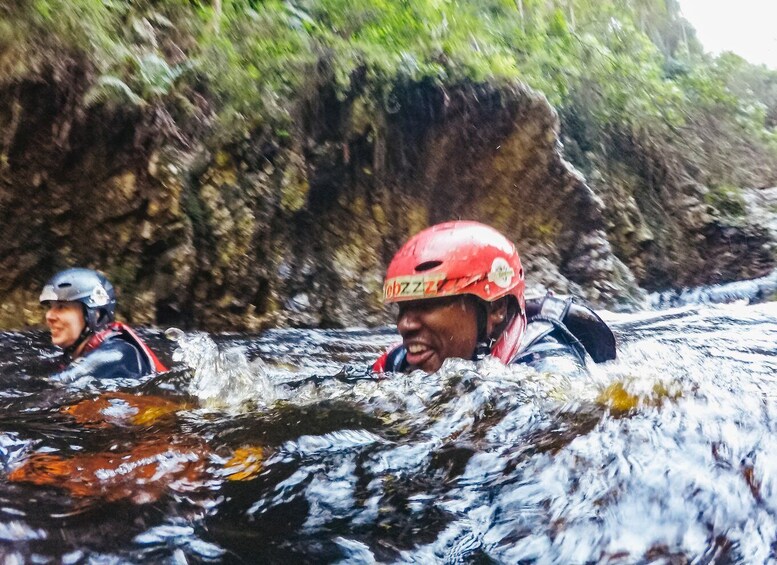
(0, 73, 772, 330)
(583, 132, 777, 292)
(0, 63, 186, 328)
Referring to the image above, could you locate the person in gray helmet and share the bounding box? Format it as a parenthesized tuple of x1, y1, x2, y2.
(40, 268, 167, 381)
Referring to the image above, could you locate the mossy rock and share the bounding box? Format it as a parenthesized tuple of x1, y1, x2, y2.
(704, 184, 747, 218)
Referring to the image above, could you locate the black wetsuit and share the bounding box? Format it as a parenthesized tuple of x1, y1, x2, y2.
(375, 294, 615, 375)
(52, 325, 163, 382)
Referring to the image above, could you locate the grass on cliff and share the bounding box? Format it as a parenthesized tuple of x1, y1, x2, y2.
(2, 0, 776, 177)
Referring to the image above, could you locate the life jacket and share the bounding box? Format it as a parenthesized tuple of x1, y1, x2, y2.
(371, 345, 406, 374)
(371, 293, 615, 374)
(516, 293, 616, 364)
(80, 322, 168, 373)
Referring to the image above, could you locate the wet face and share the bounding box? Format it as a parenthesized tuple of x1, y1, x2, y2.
(396, 295, 481, 373)
(45, 302, 86, 349)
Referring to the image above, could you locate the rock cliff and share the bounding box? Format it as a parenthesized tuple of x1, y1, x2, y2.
(0, 68, 774, 330)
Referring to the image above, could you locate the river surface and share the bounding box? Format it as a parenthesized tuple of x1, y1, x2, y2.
(0, 286, 777, 563)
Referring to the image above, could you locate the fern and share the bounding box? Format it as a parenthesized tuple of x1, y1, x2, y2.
(84, 75, 145, 108)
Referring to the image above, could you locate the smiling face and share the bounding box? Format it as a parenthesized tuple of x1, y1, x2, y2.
(45, 301, 86, 349)
(396, 295, 481, 373)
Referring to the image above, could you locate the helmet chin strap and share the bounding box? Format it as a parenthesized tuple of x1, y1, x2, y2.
(473, 298, 514, 361)
(474, 338, 496, 361)
(63, 327, 93, 359)
(473, 301, 493, 360)
(63, 306, 94, 359)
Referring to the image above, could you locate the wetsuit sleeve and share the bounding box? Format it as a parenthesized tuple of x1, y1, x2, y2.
(51, 340, 150, 382)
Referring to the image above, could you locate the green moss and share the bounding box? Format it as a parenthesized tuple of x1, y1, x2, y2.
(533, 220, 562, 240)
(348, 96, 375, 137)
(280, 175, 309, 213)
(0, 290, 42, 329)
(107, 259, 142, 318)
(704, 184, 747, 218)
(109, 258, 140, 287)
(404, 206, 429, 239)
(3, 0, 775, 170)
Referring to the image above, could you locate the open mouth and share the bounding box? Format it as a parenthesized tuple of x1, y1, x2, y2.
(405, 343, 435, 370)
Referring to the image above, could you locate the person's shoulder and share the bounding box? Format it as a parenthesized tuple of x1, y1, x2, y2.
(96, 334, 142, 355)
(522, 293, 616, 363)
(513, 326, 583, 364)
(81, 333, 150, 378)
(371, 345, 407, 375)
(511, 293, 616, 375)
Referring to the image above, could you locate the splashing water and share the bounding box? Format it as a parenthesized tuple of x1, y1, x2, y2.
(166, 328, 278, 411)
(0, 296, 777, 562)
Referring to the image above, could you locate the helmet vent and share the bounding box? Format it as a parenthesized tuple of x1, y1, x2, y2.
(415, 261, 442, 272)
(58, 283, 72, 288)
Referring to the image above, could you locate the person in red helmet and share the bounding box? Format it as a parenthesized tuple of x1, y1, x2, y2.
(373, 221, 615, 374)
(40, 268, 167, 381)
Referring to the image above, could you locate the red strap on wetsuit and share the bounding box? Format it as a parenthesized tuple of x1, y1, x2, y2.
(371, 351, 389, 374)
(371, 343, 406, 376)
(82, 322, 168, 372)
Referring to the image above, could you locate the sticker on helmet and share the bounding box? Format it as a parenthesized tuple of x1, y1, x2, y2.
(39, 286, 59, 303)
(90, 284, 110, 307)
(384, 274, 446, 301)
(487, 258, 514, 289)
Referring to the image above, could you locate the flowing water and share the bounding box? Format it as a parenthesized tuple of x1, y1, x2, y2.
(1, 280, 777, 563)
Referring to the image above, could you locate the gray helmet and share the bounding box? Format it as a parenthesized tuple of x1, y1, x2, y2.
(40, 268, 117, 333)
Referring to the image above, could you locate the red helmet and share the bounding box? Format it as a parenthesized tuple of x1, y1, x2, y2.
(383, 221, 526, 363)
